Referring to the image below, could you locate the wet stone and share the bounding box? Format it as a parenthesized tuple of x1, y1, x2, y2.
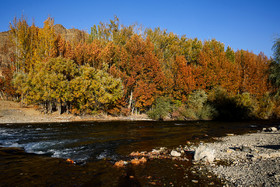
(192, 180, 199, 183)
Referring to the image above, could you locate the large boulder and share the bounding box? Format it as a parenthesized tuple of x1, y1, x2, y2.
(194, 145, 215, 163)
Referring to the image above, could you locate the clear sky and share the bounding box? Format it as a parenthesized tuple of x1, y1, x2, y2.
(0, 0, 279, 57)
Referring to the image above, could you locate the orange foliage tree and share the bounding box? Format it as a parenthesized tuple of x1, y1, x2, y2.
(235, 50, 270, 96)
(118, 35, 165, 112)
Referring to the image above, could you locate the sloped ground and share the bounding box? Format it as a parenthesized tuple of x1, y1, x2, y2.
(0, 100, 150, 124)
(0, 100, 73, 123)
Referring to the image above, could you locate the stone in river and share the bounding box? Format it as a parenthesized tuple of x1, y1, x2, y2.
(194, 145, 215, 163)
(170, 150, 181, 157)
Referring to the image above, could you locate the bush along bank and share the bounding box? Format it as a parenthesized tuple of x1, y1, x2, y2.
(148, 88, 280, 121)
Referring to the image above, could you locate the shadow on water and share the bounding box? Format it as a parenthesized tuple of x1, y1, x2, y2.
(0, 120, 279, 186)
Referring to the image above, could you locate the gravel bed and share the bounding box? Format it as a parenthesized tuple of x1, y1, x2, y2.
(193, 128, 280, 186)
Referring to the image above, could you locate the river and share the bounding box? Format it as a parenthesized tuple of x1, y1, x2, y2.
(0, 120, 278, 186)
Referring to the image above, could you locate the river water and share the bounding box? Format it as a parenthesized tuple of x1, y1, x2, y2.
(0, 120, 278, 186)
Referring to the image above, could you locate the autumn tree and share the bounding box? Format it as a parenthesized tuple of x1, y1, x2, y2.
(6, 16, 277, 119)
(171, 55, 195, 102)
(0, 65, 16, 99)
(9, 16, 58, 72)
(119, 34, 165, 112)
(235, 50, 270, 96)
(35, 17, 58, 61)
(9, 16, 32, 72)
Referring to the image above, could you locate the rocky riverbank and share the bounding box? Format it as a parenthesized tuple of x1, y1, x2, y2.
(193, 127, 280, 186)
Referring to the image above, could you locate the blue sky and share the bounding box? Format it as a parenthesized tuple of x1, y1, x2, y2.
(0, 0, 279, 57)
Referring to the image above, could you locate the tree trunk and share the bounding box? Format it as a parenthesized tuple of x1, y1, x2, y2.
(66, 101, 71, 114)
(132, 107, 135, 115)
(57, 101, 62, 115)
(20, 93, 24, 108)
(44, 102, 48, 114)
(0, 91, 4, 100)
(48, 101, 53, 114)
(128, 91, 133, 112)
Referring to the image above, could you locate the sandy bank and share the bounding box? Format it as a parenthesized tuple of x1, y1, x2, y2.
(0, 100, 150, 124)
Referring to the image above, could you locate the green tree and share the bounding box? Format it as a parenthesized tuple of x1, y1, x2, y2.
(184, 90, 216, 120)
(273, 37, 280, 63)
(147, 97, 172, 120)
(225, 46, 235, 63)
(12, 71, 28, 105)
(13, 57, 78, 113)
(270, 37, 280, 93)
(70, 64, 123, 114)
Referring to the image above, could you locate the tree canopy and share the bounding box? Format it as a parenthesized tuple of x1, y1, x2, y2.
(1, 16, 279, 119)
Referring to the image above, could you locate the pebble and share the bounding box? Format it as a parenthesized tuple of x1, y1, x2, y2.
(226, 133, 234, 136)
(191, 180, 198, 183)
(227, 149, 233, 153)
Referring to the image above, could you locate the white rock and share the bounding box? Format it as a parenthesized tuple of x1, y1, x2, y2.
(170, 150, 181, 157)
(151, 149, 160, 154)
(194, 145, 215, 163)
(192, 180, 198, 183)
(275, 174, 280, 182)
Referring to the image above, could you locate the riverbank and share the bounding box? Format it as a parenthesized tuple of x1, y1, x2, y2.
(192, 128, 280, 186)
(0, 100, 151, 124)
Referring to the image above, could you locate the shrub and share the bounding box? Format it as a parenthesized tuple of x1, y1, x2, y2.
(208, 87, 254, 120)
(235, 92, 256, 119)
(255, 93, 275, 119)
(171, 105, 186, 120)
(148, 97, 172, 120)
(182, 90, 217, 120)
(273, 105, 280, 118)
(199, 104, 217, 120)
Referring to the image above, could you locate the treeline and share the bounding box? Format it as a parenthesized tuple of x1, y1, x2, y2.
(1, 16, 280, 120)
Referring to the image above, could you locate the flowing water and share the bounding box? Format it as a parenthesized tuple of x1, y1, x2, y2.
(0, 120, 278, 186)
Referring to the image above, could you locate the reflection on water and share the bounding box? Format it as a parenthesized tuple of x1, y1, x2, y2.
(0, 120, 279, 186)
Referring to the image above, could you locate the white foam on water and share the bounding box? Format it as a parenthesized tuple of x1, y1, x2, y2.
(48, 147, 90, 163)
(0, 128, 15, 136)
(50, 148, 73, 158)
(0, 130, 12, 136)
(24, 141, 57, 153)
(0, 129, 7, 133)
(33, 151, 45, 154)
(96, 150, 108, 159)
(5, 142, 21, 147)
